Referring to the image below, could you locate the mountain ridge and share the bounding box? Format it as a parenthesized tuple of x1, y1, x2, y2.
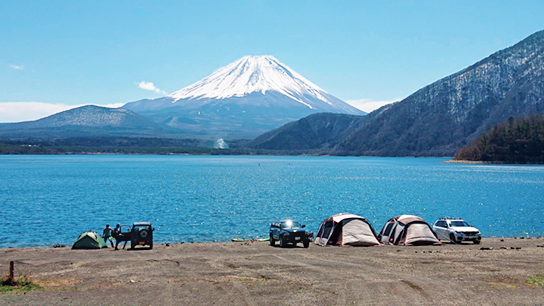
(168, 55, 333, 106)
(0, 105, 182, 138)
(249, 30, 544, 156)
(332, 30, 544, 156)
(123, 55, 364, 138)
(248, 113, 364, 150)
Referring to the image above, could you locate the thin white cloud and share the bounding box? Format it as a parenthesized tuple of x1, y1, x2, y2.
(346, 99, 398, 113)
(137, 81, 166, 94)
(0, 102, 124, 123)
(10, 64, 24, 70)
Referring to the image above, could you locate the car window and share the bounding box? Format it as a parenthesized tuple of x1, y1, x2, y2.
(450, 221, 470, 227)
(133, 226, 149, 231)
(281, 221, 302, 229)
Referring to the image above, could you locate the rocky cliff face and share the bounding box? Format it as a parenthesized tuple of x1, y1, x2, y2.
(334, 30, 544, 156)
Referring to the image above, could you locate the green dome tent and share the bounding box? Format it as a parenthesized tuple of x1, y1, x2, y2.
(72, 231, 108, 249)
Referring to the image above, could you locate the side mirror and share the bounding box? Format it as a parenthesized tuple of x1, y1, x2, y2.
(153, 228, 155, 231)
(302, 225, 306, 228)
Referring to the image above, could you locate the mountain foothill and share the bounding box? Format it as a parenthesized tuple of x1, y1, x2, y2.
(1, 30, 543, 160)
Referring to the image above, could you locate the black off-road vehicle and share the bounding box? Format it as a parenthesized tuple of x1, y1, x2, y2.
(130, 222, 154, 250)
(269, 220, 312, 248)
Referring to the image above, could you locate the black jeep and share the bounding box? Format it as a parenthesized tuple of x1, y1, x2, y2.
(269, 220, 312, 248)
(130, 222, 154, 250)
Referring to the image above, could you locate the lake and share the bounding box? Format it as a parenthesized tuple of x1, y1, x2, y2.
(1, 155, 543, 248)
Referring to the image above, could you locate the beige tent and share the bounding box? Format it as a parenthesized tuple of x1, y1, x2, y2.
(378, 215, 441, 246)
(314, 213, 380, 246)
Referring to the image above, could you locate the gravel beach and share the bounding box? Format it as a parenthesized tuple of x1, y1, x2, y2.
(1, 238, 543, 305)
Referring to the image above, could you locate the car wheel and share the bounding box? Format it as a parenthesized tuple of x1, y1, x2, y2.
(473, 240, 481, 245)
(303, 241, 309, 248)
(130, 243, 135, 250)
(269, 235, 275, 246)
(280, 236, 286, 248)
(449, 233, 457, 244)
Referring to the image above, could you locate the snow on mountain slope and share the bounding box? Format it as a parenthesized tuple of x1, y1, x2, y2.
(169, 55, 333, 109)
(122, 55, 364, 138)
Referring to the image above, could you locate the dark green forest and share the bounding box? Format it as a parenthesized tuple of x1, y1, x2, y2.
(0, 137, 307, 156)
(454, 115, 544, 164)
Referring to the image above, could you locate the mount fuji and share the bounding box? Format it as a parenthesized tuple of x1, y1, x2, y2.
(123, 56, 364, 138)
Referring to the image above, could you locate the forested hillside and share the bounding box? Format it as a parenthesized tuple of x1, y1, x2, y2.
(333, 30, 544, 156)
(247, 113, 363, 151)
(454, 115, 544, 163)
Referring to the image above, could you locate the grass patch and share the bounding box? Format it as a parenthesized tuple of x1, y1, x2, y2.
(487, 275, 544, 289)
(1, 271, 43, 294)
(525, 277, 544, 287)
(0, 281, 42, 294)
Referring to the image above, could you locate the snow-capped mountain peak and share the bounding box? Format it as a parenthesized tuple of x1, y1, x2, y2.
(168, 55, 331, 108)
(123, 55, 365, 138)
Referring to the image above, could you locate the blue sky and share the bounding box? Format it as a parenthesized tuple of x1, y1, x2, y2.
(1, 1, 544, 122)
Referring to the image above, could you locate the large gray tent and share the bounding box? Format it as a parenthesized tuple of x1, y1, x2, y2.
(314, 213, 380, 246)
(377, 215, 441, 246)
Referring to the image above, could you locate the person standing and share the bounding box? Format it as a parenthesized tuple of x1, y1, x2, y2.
(113, 224, 125, 250)
(103, 224, 114, 248)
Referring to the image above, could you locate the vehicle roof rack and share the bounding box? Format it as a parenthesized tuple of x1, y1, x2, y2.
(438, 217, 463, 221)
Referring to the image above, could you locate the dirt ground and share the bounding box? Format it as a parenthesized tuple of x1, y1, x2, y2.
(1, 238, 543, 305)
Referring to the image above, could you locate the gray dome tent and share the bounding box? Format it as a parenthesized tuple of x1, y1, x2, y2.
(314, 213, 380, 246)
(377, 215, 441, 246)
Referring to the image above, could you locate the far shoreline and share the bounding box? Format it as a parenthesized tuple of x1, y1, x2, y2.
(444, 159, 544, 165)
(443, 159, 490, 164)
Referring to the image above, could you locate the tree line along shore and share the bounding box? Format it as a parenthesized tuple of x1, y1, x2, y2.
(1, 114, 543, 163)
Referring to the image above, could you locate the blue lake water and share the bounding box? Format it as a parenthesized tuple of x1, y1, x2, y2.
(1, 155, 543, 248)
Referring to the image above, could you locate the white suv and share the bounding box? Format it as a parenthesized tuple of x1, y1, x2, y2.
(432, 218, 481, 244)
